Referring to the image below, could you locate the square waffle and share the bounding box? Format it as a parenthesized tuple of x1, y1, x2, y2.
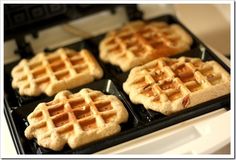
(99, 21, 193, 72)
(11, 48, 103, 96)
(24, 88, 129, 151)
(123, 57, 230, 115)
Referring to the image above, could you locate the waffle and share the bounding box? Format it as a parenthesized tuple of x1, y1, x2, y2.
(24, 88, 129, 151)
(123, 57, 230, 115)
(11, 48, 103, 96)
(99, 21, 193, 72)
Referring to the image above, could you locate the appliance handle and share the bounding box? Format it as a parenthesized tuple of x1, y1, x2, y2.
(97, 109, 230, 154)
(164, 110, 230, 154)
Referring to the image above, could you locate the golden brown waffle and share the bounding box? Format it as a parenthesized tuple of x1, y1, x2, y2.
(100, 21, 193, 72)
(24, 89, 128, 151)
(123, 57, 230, 115)
(11, 48, 103, 96)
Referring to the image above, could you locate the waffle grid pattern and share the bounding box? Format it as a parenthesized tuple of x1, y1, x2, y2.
(123, 57, 230, 115)
(100, 21, 193, 71)
(25, 89, 128, 151)
(11, 48, 103, 96)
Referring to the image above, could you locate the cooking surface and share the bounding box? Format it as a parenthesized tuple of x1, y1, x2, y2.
(4, 14, 230, 154)
(2, 4, 230, 156)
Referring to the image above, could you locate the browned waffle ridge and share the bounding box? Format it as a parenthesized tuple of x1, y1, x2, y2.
(11, 48, 103, 96)
(123, 57, 230, 115)
(25, 88, 129, 151)
(100, 21, 193, 72)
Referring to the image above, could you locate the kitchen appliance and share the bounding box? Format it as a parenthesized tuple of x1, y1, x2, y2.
(3, 4, 231, 155)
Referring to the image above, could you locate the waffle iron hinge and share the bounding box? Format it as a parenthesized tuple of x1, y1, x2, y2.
(125, 5, 144, 21)
(12, 5, 143, 59)
(14, 35, 35, 59)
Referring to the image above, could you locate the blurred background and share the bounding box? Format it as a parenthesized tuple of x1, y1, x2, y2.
(4, 4, 230, 64)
